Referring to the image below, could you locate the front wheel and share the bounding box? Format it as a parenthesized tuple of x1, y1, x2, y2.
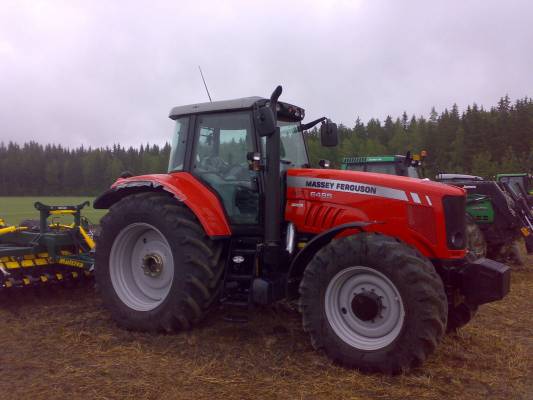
(299, 233, 447, 373)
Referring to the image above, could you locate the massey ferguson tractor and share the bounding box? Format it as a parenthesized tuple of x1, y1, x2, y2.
(94, 86, 510, 373)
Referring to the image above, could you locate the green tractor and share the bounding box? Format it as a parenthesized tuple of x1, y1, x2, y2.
(341, 153, 425, 178)
(496, 173, 533, 207)
(341, 154, 533, 264)
(435, 174, 533, 265)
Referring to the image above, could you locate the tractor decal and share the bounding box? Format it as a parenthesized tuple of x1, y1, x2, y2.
(287, 176, 409, 202)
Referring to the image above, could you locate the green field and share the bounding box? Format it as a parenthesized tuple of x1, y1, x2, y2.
(0, 197, 107, 225)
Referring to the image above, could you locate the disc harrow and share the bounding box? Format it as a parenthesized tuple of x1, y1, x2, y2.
(0, 201, 95, 290)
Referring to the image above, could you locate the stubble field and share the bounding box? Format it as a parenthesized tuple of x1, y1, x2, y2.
(0, 258, 531, 400)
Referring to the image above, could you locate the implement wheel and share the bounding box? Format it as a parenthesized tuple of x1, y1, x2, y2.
(95, 193, 224, 332)
(299, 233, 447, 373)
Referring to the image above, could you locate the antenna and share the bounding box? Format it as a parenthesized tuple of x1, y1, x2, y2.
(198, 66, 212, 102)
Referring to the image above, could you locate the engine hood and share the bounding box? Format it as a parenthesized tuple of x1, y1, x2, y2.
(287, 169, 465, 202)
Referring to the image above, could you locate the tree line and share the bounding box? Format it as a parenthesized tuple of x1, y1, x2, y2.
(307, 95, 533, 177)
(0, 143, 170, 196)
(1, 95, 532, 196)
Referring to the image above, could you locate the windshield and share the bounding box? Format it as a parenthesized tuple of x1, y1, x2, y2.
(501, 176, 526, 193)
(260, 120, 309, 168)
(278, 120, 309, 167)
(365, 163, 398, 176)
(168, 117, 190, 172)
(347, 162, 420, 178)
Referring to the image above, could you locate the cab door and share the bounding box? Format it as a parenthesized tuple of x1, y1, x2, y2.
(191, 111, 260, 225)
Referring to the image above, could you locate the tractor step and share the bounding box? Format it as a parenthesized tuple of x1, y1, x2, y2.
(225, 273, 254, 282)
(221, 295, 251, 323)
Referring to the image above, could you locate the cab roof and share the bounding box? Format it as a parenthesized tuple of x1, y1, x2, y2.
(169, 96, 305, 121)
(169, 97, 263, 120)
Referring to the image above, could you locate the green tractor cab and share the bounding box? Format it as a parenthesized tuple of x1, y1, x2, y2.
(341, 152, 425, 178)
(496, 173, 533, 207)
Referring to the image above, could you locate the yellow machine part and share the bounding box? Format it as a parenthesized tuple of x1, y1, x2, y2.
(0, 225, 28, 236)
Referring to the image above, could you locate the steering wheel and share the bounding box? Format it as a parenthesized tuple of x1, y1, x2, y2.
(199, 156, 229, 173)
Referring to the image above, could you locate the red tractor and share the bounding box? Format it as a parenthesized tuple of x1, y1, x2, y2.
(94, 86, 510, 373)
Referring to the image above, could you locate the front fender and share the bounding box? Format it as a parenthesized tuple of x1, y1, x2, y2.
(286, 221, 381, 298)
(94, 172, 231, 238)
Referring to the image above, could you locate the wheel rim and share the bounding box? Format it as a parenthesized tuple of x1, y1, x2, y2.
(110, 223, 174, 311)
(324, 266, 405, 351)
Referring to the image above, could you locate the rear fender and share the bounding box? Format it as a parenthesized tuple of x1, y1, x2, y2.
(94, 173, 231, 238)
(286, 221, 381, 298)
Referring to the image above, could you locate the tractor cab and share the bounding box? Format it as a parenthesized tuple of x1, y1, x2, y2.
(341, 152, 425, 178)
(496, 173, 533, 207)
(166, 94, 336, 229)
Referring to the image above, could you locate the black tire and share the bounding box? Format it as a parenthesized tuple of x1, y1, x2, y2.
(465, 214, 486, 261)
(299, 233, 447, 373)
(95, 192, 225, 332)
(446, 302, 478, 332)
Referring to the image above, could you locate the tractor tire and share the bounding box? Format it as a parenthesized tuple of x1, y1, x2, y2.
(299, 233, 447, 374)
(95, 192, 225, 332)
(446, 302, 478, 332)
(465, 214, 486, 261)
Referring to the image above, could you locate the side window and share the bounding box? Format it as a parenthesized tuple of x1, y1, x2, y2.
(193, 112, 259, 224)
(168, 117, 189, 172)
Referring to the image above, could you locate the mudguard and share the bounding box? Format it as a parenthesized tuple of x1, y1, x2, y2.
(94, 172, 231, 237)
(286, 221, 380, 298)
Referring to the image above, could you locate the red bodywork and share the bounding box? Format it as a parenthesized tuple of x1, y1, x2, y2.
(111, 173, 231, 237)
(285, 169, 466, 260)
(112, 169, 466, 260)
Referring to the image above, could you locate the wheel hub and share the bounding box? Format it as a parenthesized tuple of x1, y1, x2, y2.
(141, 254, 164, 277)
(110, 223, 174, 312)
(324, 266, 405, 351)
(351, 291, 383, 322)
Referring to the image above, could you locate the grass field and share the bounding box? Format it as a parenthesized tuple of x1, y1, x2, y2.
(0, 197, 107, 225)
(0, 260, 531, 399)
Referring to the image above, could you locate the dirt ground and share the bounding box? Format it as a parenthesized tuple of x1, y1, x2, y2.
(0, 259, 531, 400)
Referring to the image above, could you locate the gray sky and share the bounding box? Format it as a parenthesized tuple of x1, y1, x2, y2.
(1, 0, 532, 148)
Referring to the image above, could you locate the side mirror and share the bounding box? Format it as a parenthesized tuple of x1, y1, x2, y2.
(320, 120, 338, 147)
(253, 102, 277, 137)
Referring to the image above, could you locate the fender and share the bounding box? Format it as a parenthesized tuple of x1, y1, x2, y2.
(286, 221, 381, 298)
(94, 172, 231, 237)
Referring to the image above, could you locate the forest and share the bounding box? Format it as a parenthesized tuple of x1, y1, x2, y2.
(1, 95, 532, 196)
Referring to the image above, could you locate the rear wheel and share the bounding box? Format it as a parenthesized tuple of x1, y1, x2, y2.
(299, 233, 447, 373)
(95, 193, 225, 332)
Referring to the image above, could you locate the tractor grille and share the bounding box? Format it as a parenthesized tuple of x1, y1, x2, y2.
(407, 205, 437, 244)
(442, 195, 466, 250)
(304, 204, 343, 229)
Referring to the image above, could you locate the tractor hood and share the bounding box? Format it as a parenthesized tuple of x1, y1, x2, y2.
(287, 169, 465, 204)
(285, 168, 467, 260)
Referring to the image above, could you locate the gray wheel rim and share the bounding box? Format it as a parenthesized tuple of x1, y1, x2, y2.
(324, 266, 405, 351)
(110, 223, 174, 312)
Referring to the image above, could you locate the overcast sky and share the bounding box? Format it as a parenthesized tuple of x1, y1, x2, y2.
(1, 0, 532, 148)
